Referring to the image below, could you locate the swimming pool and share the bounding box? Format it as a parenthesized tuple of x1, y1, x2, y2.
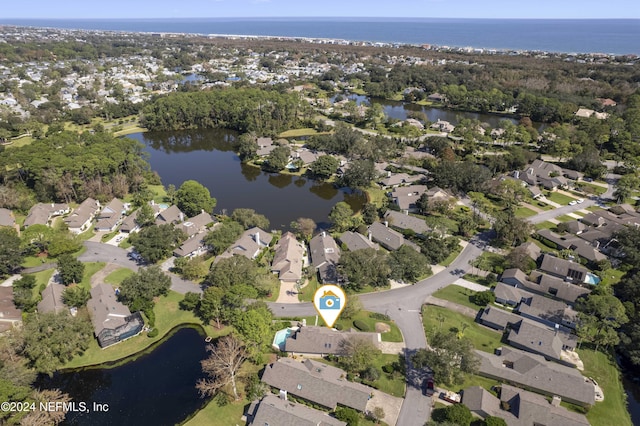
(585, 273, 601, 285)
(272, 327, 297, 351)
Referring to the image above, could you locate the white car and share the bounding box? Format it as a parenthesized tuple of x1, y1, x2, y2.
(569, 200, 577, 206)
(577, 198, 584, 204)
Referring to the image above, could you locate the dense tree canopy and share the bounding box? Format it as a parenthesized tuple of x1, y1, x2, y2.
(119, 266, 172, 312)
(57, 254, 84, 285)
(0, 228, 23, 278)
(203, 221, 244, 255)
(412, 331, 479, 386)
(176, 180, 216, 217)
(340, 248, 391, 291)
(130, 224, 186, 264)
(230, 208, 270, 230)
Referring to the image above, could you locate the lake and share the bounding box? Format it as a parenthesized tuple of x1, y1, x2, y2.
(127, 129, 366, 229)
(37, 327, 208, 426)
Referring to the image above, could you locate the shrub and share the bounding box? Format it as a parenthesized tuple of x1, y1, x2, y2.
(370, 312, 391, 321)
(361, 366, 381, 381)
(382, 364, 394, 374)
(334, 323, 344, 331)
(335, 407, 360, 426)
(473, 290, 496, 306)
(147, 328, 159, 338)
(353, 320, 370, 332)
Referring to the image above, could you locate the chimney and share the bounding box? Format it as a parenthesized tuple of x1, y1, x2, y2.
(551, 395, 561, 407)
(279, 389, 288, 401)
(387, 171, 391, 177)
(151, 200, 155, 205)
(179, 212, 184, 222)
(368, 231, 372, 242)
(322, 231, 326, 238)
(384, 221, 388, 227)
(201, 209, 205, 214)
(404, 210, 409, 215)
(554, 323, 559, 336)
(255, 231, 260, 246)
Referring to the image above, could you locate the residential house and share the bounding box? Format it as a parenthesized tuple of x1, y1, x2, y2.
(475, 346, 594, 407)
(384, 210, 430, 235)
(462, 384, 590, 426)
(94, 198, 126, 232)
(271, 232, 306, 282)
(0, 208, 15, 227)
(390, 185, 427, 211)
(538, 254, 590, 283)
(502, 269, 591, 305)
(516, 293, 578, 329)
(246, 394, 346, 426)
(379, 173, 424, 189)
(119, 209, 140, 233)
(507, 320, 578, 365)
(493, 282, 528, 307)
(427, 93, 447, 103)
(500, 268, 529, 288)
(173, 230, 212, 258)
(283, 326, 380, 356)
(575, 108, 608, 120)
(430, 119, 455, 133)
(0, 287, 22, 333)
(478, 306, 522, 331)
(309, 232, 341, 284)
(368, 222, 420, 252)
(87, 283, 144, 348)
(338, 231, 379, 252)
(177, 211, 215, 237)
(257, 137, 277, 157)
(37, 281, 66, 314)
(155, 205, 184, 226)
(516, 242, 541, 261)
(218, 227, 273, 261)
(24, 203, 70, 228)
(64, 198, 100, 234)
(536, 229, 607, 264)
(294, 149, 321, 166)
(261, 358, 372, 412)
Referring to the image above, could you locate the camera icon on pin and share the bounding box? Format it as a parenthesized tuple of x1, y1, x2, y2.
(319, 291, 341, 310)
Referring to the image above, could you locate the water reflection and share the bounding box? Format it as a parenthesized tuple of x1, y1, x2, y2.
(268, 173, 293, 189)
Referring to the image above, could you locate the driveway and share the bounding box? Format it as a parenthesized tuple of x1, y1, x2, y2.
(366, 390, 403, 426)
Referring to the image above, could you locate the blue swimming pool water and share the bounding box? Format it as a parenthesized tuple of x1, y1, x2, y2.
(273, 327, 295, 350)
(585, 273, 601, 285)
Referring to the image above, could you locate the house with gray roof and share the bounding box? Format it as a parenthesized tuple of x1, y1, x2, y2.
(177, 211, 215, 237)
(500, 268, 529, 288)
(338, 231, 379, 252)
(516, 242, 541, 262)
(155, 204, 184, 226)
(283, 326, 380, 356)
(174, 230, 211, 258)
(516, 293, 578, 329)
(64, 198, 100, 234)
(37, 281, 66, 314)
(390, 185, 427, 211)
(368, 221, 420, 252)
(479, 307, 522, 331)
(217, 227, 273, 261)
(119, 209, 140, 233)
(538, 254, 589, 283)
(95, 198, 126, 232)
(384, 210, 430, 234)
(309, 232, 341, 284)
(462, 384, 590, 426)
(24, 203, 70, 228)
(271, 232, 306, 282)
(537, 229, 606, 264)
(507, 320, 578, 365)
(494, 282, 528, 307)
(475, 346, 594, 407)
(87, 283, 144, 348)
(246, 394, 346, 426)
(261, 358, 372, 412)
(0, 287, 22, 333)
(528, 271, 591, 305)
(0, 208, 15, 227)
(379, 173, 424, 189)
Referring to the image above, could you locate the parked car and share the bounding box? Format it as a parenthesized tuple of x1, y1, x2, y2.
(577, 198, 584, 204)
(423, 378, 435, 396)
(569, 200, 577, 206)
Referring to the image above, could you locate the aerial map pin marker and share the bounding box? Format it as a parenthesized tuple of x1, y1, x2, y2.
(313, 284, 347, 328)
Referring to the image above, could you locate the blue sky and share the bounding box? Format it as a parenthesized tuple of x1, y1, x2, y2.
(1, 0, 638, 19)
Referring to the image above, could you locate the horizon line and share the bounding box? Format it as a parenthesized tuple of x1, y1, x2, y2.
(2, 16, 639, 21)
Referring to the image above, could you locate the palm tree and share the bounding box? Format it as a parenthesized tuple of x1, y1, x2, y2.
(436, 313, 446, 331)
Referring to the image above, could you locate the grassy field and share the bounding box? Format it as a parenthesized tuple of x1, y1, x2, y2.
(515, 206, 538, 218)
(555, 214, 582, 222)
(534, 220, 557, 231)
(65, 291, 230, 369)
(298, 276, 320, 302)
(30, 268, 55, 299)
(579, 349, 632, 426)
(78, 262, 106, 290)
(432, 285, 480, 311)
(422, 305, 502, 354)
(439, 373, 499, 394)
(472, 252, 506, 274)
(366, 186, 388, 208)
(278, 128, 319, 138)
(546, 191, 579, 205)
(576, 182, 607, 196)
(339, 311, 403, 343)
(103, 268, 135, 286)
(440, 244, 463, 267)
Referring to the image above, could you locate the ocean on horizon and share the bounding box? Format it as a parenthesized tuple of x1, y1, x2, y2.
(1, 17, 638, 55)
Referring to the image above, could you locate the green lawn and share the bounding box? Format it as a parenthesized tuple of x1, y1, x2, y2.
(103, 268, 135, 286)
(515, 206, 538, 218)
(555, 214, 581, 222)
(65, 291, 230, 369)
(534, 221, 557, 231)
(422, 305, 502, 354)
(440, 244, 462, 267)
(578, 349, 632, 426)
(599, 268, 624, 287)
(278, 128, 319, 138)
(298, 276, 321, 302)
(439, 373, 499, 394)
(432, 285, 480, 311)
(575, 182, 607, 196)
(78, 262, 106, 290)
(366, 186, 388, 208)
(546, 191, 579, 205)
(31, 268, 55, 299)
(21, 256, 49, 268)
(472, 252, 507, 274)
(337, 311, 403, 343)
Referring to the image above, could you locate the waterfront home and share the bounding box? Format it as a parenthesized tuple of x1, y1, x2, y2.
(217, 227, 273, 261)
(309, 232, 341, 284)
(338, 231, 379, 252)
(271, 232, 306, 282)
(246, 394, 346, 426)
(155, 205, 184, 226)
(261, 358, 372, 412)
(37, 281, 66, 314)
(87, 283, 144, 348)
(177, 211, 215, 237)
(390, 185, 427, 211)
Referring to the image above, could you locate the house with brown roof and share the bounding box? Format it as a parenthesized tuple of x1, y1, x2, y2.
(0, 287, 22, 333)
(309, 232, 341, 284)
(155, 205, 185, 226)
(271, 232, 306, 282)
(261, 358, 373, 412)
(282, 326, 380, 356)
(64, 198, 100, 234)
(246, 394, 346, 426)
(87, 283, 144, 348)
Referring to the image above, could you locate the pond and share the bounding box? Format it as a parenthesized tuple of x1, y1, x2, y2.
(127, 129, 366, 229)
(37, 327, 209, 426)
